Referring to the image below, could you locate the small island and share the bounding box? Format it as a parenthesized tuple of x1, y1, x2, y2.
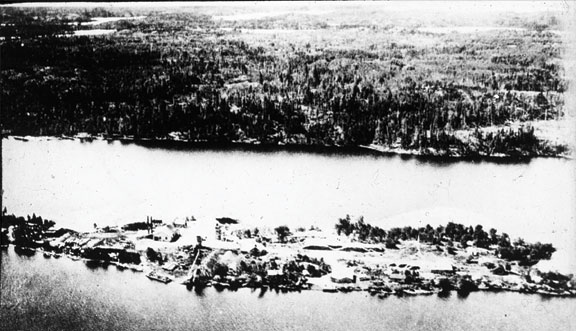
(1, 210, 574, 298)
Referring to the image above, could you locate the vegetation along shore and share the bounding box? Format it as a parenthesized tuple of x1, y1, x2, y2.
(2, 209, 574, 298)
(1, 6, 573, 158)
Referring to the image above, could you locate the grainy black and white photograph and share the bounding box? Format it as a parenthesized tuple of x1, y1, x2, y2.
(1, 1, 575, 330)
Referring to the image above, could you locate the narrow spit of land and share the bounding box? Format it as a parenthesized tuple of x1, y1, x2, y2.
(2, 212, 574, 298)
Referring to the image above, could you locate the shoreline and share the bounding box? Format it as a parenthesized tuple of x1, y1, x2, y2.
(6, 242, 574, 302)
(2, 215, 575, 298)
(5, 238, 574, 298)
(3, 134, 571, 161)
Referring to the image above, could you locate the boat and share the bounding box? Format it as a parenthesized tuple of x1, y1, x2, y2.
(129, 265, 144, 272)
(536, 289, 560, 297)
(79, 136, 94, 143)
(53, 253, 61, 259)
(43, 252, 52, 258)
(76, 133, 94, 142)
(404, 289, 435, 296)
(337, 286, 354, 293)
(322, 287, 338, 293)
(146, 270, 172, 284)
(212, 281, 230, 290)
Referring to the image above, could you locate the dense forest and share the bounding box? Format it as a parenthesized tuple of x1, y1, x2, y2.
(0, 7, 569, 157)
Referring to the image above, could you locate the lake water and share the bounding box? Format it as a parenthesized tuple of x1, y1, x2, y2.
(1, 138, 576, 330)
(2, 138, 575, 270)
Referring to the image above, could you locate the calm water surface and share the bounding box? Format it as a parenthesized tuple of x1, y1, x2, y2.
(2, 138, 576, 330)
(2, 138, 575, 270)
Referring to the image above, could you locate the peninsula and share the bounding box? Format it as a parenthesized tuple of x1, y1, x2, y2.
(2, 211, 574, 298)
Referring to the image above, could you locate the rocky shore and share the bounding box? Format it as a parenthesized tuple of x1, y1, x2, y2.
(1, 213, 574, 298)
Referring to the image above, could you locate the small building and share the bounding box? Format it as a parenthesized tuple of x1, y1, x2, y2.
(173, 217, 187, 228)
(340, 243, 368, 253)
(302, 238, 332, 251)
(153, 225, 179, 242)
(215, 217, 239, 241)
(330, 268, 356, 284)
(267, 269, 283, 277)
(389, 273, 406, 282)
(162, 262, 178, 272)
(147, 216, 163, 228)
(430, 263, 455, 275)
(216, 217, 239, 225)
(239, 239, 266, 254)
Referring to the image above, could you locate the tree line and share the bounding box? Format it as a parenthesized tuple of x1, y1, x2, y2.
(334, 215, 555, 263)
(1, 10, 567, 156)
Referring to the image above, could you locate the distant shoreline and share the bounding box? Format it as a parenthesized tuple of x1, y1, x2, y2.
(3, 134, 566, 162)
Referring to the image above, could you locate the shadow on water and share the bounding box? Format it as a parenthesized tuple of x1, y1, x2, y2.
(457, 291, 471, 300)
(213, 284, 226, 293)
(412, 153, 532, 167)
(536, 294, 574, 302)
(258, 287, 268, 298)
(14, 246, 36, 257)
(194, 286, 206, 296)
(39, 137, 540, 165)
(187, 284, 206, 297)
(437, 290, 452, 300)
(84, 260, 109, 270)
(84, 260, 99, 270)
(132, 140, 383, 158)
(539, 295, 554, 302)
(126, 139, 537, 165)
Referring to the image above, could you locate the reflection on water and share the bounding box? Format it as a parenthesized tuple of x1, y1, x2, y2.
(2, 138, 575, 272)
(1, 248, 575, 331)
